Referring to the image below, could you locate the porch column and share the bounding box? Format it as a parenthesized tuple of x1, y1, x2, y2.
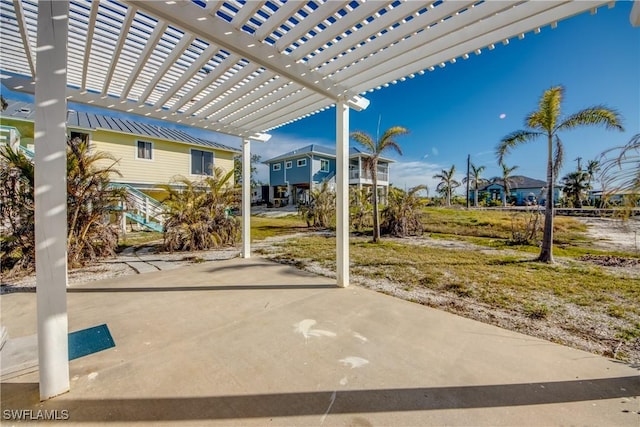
(35, 0, 70, 401)
(242, 138, 251, 258)
(336, 100, 349, 287)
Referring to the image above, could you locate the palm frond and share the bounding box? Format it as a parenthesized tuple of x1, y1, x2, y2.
(558, 106, 624, 133)
(496, 130, 541, 164)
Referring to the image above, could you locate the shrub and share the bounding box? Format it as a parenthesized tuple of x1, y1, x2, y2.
(381, 185, 426, 237)
(298, 180, 335, 228)
(160, 169, 240, 251)
(0, 138, 124, 275)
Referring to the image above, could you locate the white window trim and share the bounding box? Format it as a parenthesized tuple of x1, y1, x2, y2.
(297, 158, 307, 167)
(272, 163, 281, 171)
(320, 159, 329, 172)
(135, 140, 154, 161)
(189, 148, 215, 176)
(285, 160, 293, 169)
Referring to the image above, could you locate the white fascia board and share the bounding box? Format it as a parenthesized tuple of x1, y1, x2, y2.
(126, 0, 359, 102)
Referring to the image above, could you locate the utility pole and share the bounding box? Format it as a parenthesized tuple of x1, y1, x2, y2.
(466, 154, 470, 209)
(575, 156, 583, 171)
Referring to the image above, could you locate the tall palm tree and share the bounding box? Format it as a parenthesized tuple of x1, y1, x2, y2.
(351, 126, 407, 243)
(463, 163, 486, 207)
(561, 170, 590, 208)
(497, 86, 623, 263)
(495, 162, 520, 207)
(585, 159, 601, 194)
(433, 165, 461, 207)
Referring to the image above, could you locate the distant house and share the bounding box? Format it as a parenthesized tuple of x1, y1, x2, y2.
(0, 99, 240, 193)
(264, 144, 393, 206)
(471, 175, 561, 206)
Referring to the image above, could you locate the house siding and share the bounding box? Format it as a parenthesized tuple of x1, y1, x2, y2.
(311, 155, 335, 183)
(90, 129, 234, 187)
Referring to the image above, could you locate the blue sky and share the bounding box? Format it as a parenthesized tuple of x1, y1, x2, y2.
(2, 2, 639, 192)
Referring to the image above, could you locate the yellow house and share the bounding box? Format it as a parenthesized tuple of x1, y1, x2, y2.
(1, 99, 240, 192)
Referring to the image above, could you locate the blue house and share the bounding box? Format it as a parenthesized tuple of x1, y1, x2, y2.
(264, 144, 393, 206)
(471, 176, 561, 206)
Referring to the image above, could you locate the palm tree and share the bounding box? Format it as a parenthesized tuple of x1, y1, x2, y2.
(599, 133, 640, 210)
(433, 165, 461, 206)
(494, 162, 520, 207)
(585, 159, 601, 196)
(381, 185, 427, 237)
(497, 86, 623, 262)
(351, 126, 408, 243)
(463, 163, 486, 207)
(561, 170, 590, 208)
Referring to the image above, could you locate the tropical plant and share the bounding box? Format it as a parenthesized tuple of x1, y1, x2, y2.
(233, 153, 262, 188)
(585, 159, 601, 191)
(349, 186, 372, 232)
(463, 162, 486, 207)
(298, 180, 335, 228)
(560, 170, 590, 208)
(492, 162, 520, 207)
(351, 126, 407, 243)
(497, 85, 623, 262)
(381, 185, 427, 237)
(66, 137, 125, 267)
(160, 168, 240, 251)
(433, 165, 460, 207)
(1, 137, 124, 275)
(599, 133, 640, 213)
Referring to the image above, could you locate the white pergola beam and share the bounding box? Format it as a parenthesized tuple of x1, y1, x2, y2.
(275, 0, 346, 52)
(242, 138, 251, 258)
(305, 0, 435, 70)
(122, 21, 168, 99)
(80, 0, 99, 91)
(347, 1, 609, 93)
(12, 0, 35, 77)
(253, 1, 301, 42)
(101, 5, 137, 95)
(231, 0, 265, 29)
(34, 0, 70, 401)
(139, 33, 196, 104)
(127, 0, 362, 102)
(289, 1, 385, 62)
(336, 100, 349, 288)
(198, 71, 278, 120)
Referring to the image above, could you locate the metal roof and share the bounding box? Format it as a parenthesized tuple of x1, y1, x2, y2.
(0, 99, 240, 153)
(264, 143, 393, 163)
(0, 0, 621, 139)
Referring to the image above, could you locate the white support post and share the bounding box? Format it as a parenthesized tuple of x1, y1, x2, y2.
(336, 100, 350, 287)
(35, 0, 70, 401)
(144, 197, 149, 223)
(242, 138, 251, 258)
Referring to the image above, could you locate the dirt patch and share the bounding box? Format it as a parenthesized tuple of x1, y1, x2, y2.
(579, 254, 640, 267)
(575, 217, 640, 253)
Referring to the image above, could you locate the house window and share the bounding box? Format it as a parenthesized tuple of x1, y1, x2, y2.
(272, 163, 281, 171)
(285, 161, 293, 169)
(136, 140, 153, 160)
(191, 149, 214, 175)
(297, 158, 307, 167)
(320, 159, 329, 172)
(70, 131, 90, 144)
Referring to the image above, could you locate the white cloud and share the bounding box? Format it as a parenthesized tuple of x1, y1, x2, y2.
(389, 160, 444, 195)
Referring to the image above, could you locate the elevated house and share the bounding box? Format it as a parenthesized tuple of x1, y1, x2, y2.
(1, 99, 240, 231)
(471, 175, 561, 206)
(264, 144, 393, 206)
(0, 99, 240, 195)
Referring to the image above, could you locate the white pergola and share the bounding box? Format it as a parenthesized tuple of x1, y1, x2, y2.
(1, 0, 637, 401)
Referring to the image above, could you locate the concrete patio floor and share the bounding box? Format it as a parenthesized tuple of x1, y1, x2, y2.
(1, 257, 638, 426)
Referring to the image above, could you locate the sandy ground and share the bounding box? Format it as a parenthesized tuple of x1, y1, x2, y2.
(575, 216, 640, 253)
